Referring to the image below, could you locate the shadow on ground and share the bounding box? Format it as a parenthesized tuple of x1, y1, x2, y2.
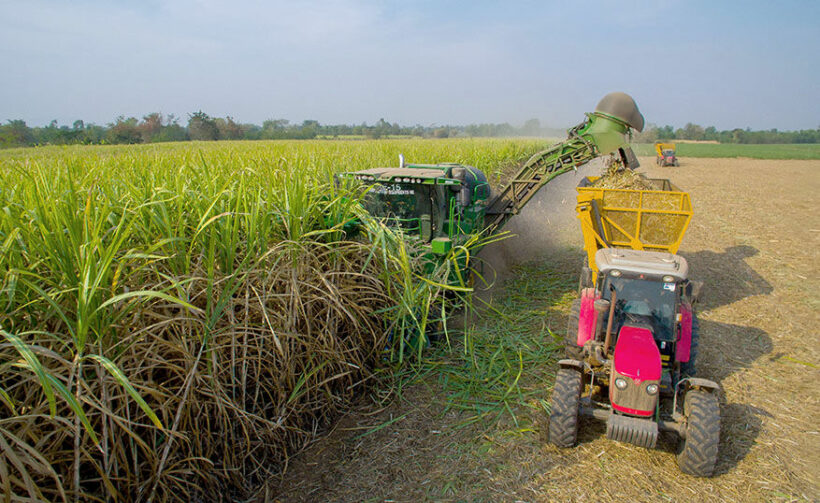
(681, 245, 773, 311)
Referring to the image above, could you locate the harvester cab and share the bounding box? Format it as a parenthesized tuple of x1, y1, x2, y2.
(337, 163, 491, 254)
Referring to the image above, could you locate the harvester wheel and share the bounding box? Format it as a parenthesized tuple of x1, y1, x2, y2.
(548, 368, 582, 448)
(564, 299, 584, 359)
(677, 389, 720, 476)
(680, 314, 700, 377)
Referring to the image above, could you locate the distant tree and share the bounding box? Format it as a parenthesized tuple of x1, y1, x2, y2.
(363, 127, 381, 139)
(703, 126, 718, 141)
(107, 116, 142, 144)
(0, 120, 34, 147)
(188, 111, 219, 141)
(215, 116, 243, 140)
(681, 123, 705, 141)
(432, 127, 450, 138)
(260, 119, 290, 139)
(522, 118, 542, 136)
(138, 113, 163, 143)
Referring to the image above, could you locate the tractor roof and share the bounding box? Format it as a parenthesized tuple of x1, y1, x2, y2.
(596, 248, 688, 281)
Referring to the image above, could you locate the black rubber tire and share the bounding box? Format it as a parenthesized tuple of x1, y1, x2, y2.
(680, 313, 700, 377)
(548, 368, 582, 448)
(677, 390, 720, 477)
(564, 299, 584, 359)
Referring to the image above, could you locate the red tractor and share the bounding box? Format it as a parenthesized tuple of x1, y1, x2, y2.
(548, 177, 720, 477)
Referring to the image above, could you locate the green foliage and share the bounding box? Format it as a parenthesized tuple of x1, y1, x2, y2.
(106, 116, 142, 144)
(0, 138, 545, 500)
(0, 120, 34, 147)
(187, 110, 219, 141)
(3, 113, 819, 150)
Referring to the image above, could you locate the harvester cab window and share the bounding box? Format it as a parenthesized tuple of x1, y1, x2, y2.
(364, 182, 433, 234)
(603, 276, 677, 341)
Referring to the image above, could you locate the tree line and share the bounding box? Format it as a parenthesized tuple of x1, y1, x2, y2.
(1, 112, 817, 148)
(634, 122, 820, 144)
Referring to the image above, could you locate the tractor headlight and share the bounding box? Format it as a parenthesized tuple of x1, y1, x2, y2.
(646, 383, 659, 395)
(615, 378, 628, 390)
(662, 275, 675, 283)
(610, 270, 621, 277)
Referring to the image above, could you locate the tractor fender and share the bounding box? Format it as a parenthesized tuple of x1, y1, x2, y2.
(577, 288, 600, 347)
(558, 359, 584, 371)
(676, 302, 693, 363)
(683, 377, 720, 393)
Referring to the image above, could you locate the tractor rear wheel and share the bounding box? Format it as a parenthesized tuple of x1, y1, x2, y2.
(548, 368, 583, 448)
(677, 389, 720, 476)
(564, 299, 583, 359)
(680, 314, 700, 377)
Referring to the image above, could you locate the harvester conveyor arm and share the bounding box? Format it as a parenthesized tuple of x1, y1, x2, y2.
(482, 92, 645, 237)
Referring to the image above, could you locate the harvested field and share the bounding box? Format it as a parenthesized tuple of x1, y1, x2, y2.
(274, 156, 820, 502)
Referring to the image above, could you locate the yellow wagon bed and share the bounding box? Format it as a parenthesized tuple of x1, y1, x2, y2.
(576, 176, 692, 279)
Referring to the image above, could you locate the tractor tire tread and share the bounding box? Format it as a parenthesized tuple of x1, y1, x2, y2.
(548, 368, 582, 448)
(677, 390, 720, 477)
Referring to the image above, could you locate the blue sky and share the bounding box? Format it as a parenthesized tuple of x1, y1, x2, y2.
(1, 0, 818, 130)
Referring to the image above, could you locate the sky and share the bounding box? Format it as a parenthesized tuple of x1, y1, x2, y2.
(1, 0, 818, 130)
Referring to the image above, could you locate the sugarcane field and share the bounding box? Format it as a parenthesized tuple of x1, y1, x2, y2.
(1, 2, 818, 502)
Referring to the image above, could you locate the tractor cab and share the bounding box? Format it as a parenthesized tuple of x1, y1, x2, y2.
(596, 248, 688, 345)
(337, 163, 491, 252)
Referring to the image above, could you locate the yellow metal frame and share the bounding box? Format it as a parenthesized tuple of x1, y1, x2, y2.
(576, 177, 692, 282)
(654, 142, 676, 157)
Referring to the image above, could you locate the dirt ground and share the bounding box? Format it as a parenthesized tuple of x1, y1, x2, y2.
(268, 157, 820, 502)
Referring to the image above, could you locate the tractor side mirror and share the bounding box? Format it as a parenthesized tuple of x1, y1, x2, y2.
(687, 280, 704, 303)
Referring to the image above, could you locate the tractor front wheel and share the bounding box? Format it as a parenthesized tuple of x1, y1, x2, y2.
(548, 368, 583, 448)
(677, 389, 720, 476)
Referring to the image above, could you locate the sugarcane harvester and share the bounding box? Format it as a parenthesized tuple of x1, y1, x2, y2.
(337, 92, 647, 255)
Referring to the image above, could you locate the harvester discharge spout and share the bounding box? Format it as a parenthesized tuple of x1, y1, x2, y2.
(594, 92, 645, 133)
(483, 92, 644, 236)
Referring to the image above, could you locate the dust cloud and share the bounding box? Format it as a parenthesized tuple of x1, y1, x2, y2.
(476, 158, 606, 286)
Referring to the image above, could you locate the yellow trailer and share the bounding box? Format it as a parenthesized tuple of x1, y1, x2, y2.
(575, 176, 692, 282)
